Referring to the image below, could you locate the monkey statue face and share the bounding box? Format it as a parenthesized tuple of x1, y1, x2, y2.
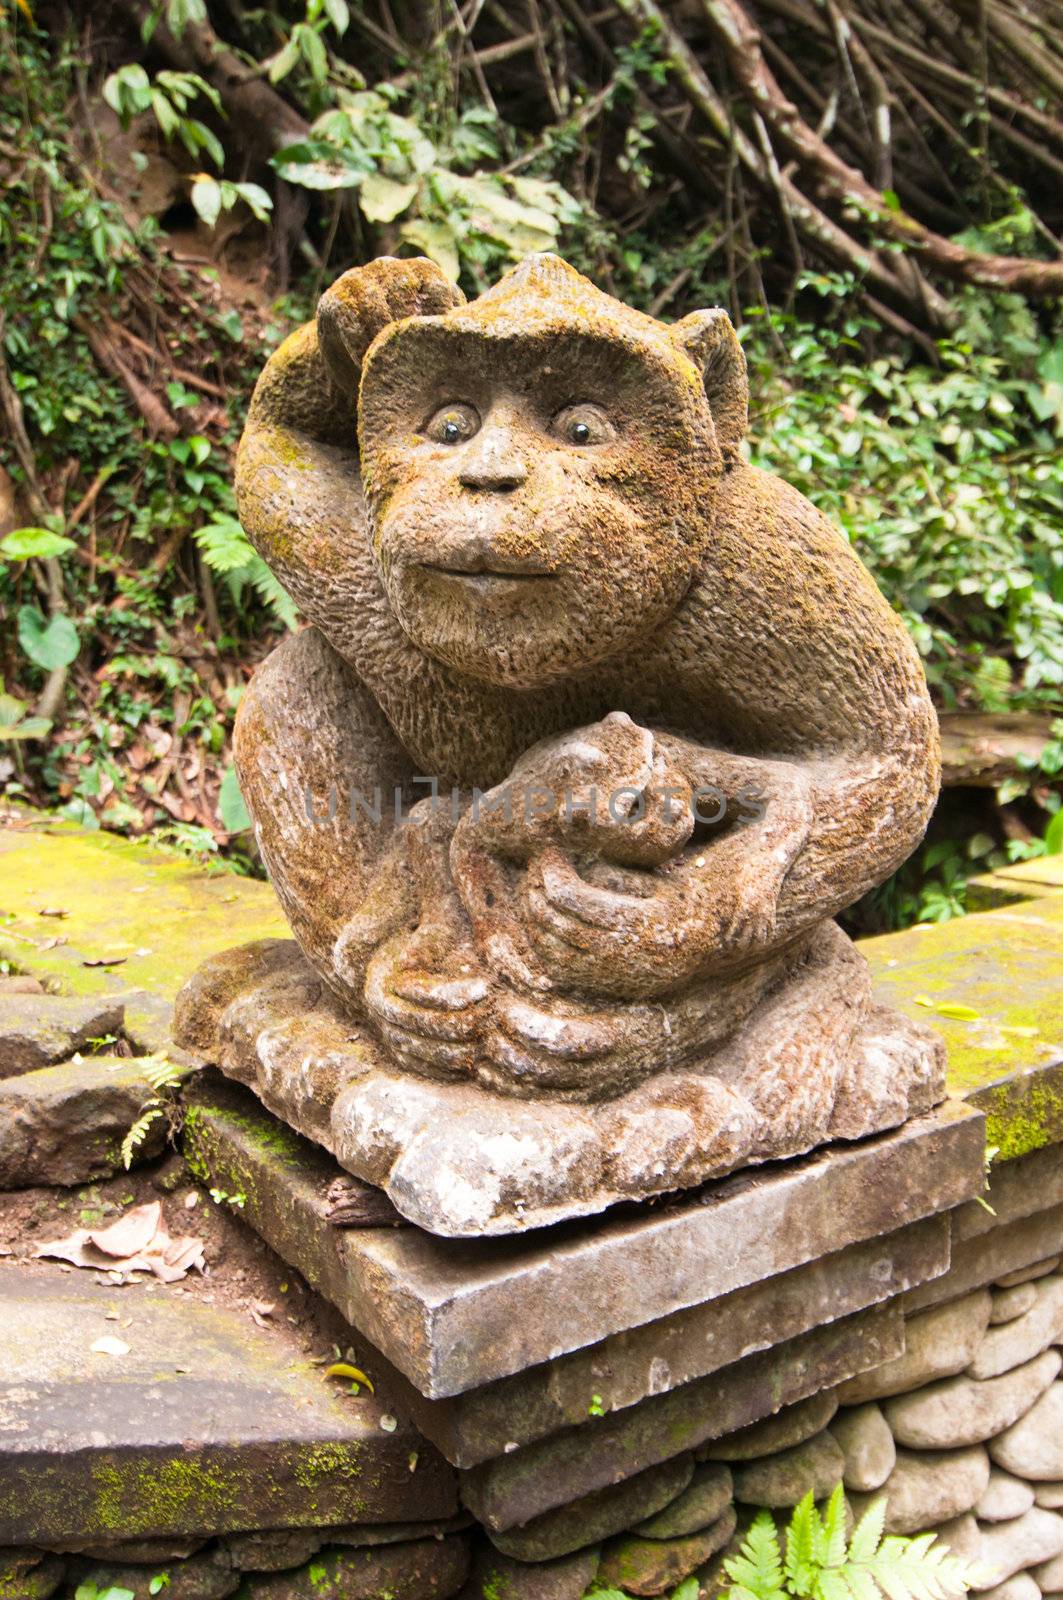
(356, 256, 737, 689)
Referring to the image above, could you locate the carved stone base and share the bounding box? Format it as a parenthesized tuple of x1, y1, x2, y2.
(174, 923, 945, 1237)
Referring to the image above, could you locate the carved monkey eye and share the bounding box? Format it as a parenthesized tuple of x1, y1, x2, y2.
(426, 403, 480, 445)
(551, 405, 613, 447)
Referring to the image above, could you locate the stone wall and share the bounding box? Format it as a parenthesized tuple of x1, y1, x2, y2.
(453, 1244, 1063, 1600)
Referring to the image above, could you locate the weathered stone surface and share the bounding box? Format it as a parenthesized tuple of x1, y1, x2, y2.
(598, 1510, 738, 1596)
(998, 1257, 1062, 1288)
(829, 1403, 896, 1492)
(1034, 1552, 1063, 1592)
(976, 1470, 1036, 1522)
(1037, 1484, 1063, 1508)
(331, 1518, 473, 1548)
(462, 1304, 901, 1531)
(907, 1214, 1063, 1313)
(0, 811, 286, 1005)
(70, 1549, 239, 1600)
(991, 1385, 1063, 1479)
(926, 1514, 981, 1563)
(67, 1537, 207, 1562)
(838, 1291, 992, 1403)
(0, 1274, 455, 1544)
(990, 1284, 1039, 1324)
(488, 1455, 694, 1563)
(957, 1145, 1063, 1246)
(0, 1552, 64, 1600)
(975, 1508, 1063, 1588)
(851, 1447, 990, 1534)
(457, 1543, 600, 1599)
(702, 1392, 839, 1462)
(0, 1053, 166, 1187)
(0, 993, 125, 1077)
(969, 1279, 1063, 1378)
(885, 1349, 1061, 1449)
(220, 1530, 323, 1572)
(395, 1214, 949, 1469)
(191, 930, 943, 1236)
(975, 1576, 1041, 1600)
(731, 1431, 845, 1509)
(633, 1464, 733, 1537)
(866, 893, 1063, 1157)
(237, 1537, 470, 1599)
(184, 1073, 963, 1401)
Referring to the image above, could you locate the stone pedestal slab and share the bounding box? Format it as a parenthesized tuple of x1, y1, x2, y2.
(182, 1074, 984, 1399)
(0, 1272, 456, 1545)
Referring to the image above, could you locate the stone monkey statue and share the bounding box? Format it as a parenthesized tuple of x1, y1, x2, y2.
(185, 251, 943, 1228)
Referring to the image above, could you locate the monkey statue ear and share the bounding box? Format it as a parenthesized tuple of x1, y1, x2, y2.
(317, 256, 466, 394)
(671, 308, 748, 468)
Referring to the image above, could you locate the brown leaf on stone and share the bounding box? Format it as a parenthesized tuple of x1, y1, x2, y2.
(91, 1201, 162, 1258)
(35, 1200, 204, 1283)
(82, 955, 128, 967)
(37, 907, 69, 918)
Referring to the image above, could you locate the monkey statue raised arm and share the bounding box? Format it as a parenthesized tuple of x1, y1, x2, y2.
(176, 252, 944, 1236)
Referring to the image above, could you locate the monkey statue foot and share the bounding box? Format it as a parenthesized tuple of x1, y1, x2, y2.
(175, 917, 944, 1236)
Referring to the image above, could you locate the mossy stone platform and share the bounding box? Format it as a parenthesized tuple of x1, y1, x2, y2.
(0, 1271, 456, 1546)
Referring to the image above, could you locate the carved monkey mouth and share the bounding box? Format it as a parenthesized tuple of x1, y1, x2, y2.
(418, 563, 560, 593)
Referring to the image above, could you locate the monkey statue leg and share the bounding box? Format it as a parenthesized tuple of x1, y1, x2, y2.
(232, 626, 419, 1011)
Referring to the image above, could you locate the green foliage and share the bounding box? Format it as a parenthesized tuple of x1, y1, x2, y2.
(724, 1489, 979, 1600)
(121, 1051, 185, 1170)
(747, 281, 1063, 712)
(103, 63, 225, 168)
(17, 605, 79, 671)
(0, 525, 75, 560)
(193, 513, 298, 630)
(0, 687, 51, 743)
(271, 87, 581, 286)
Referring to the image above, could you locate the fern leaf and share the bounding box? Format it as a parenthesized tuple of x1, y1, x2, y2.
(247, 554, 298, 630)
(845, 1563, 883, 1600)
(121, 1103, 164, 1170)
(848, 1499, 887, 1565)
(785, 1493, 820, 1597)
(725, 1510, 785, 1600)
(139, 1052, 184, 1093)
(822, 1485, 848, 1568)
(671, 1581, 702, 1600)
(819, 1568, 852, 1600)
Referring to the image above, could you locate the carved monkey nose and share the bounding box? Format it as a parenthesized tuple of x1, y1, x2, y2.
(458, 429, 528, 492)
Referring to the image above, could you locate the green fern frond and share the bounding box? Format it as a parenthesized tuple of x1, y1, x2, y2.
(121, 1104, 164, 1170)
(848, 1500, 886, 1566)
(785, 1494, 820, 1598)
(725, 1488, 979, 1600)
(821, 1485, 848, 1569)
(247, 553, 298, 630)
(139, 1051, 185, 1093)
(725, 1510, 786, 1600)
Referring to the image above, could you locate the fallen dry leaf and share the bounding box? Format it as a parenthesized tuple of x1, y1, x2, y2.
(91, 1202, 161, 1258)
(90, 1335, 129, 1356)
(36, 907, 69, 919)
(82, 955, 127, 968)
(35, 1200, 205, 1284)
(250, 1299, 275, 1329)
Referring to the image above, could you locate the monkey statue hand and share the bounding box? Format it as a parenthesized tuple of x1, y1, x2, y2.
(524, 743, 814, 998)
(450, 712, 699, 990)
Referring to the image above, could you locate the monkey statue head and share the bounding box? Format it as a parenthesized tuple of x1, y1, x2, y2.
(250, 253, 748, 692)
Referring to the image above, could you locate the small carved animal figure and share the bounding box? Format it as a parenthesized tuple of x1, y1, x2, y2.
(231, 252, 940, 1118)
